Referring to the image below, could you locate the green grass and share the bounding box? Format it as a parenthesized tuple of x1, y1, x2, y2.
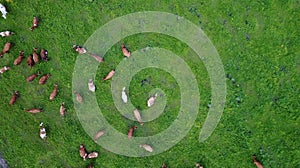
(0, 0, 299, 167)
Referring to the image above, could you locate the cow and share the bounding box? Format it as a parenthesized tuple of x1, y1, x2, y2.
(9, 91, 19, 105)
(121, 44, 131, 57)
(14, 51, 25, 65)
(39, 122, 46, 140)
(30, 17, 38, 31)
(0, 42, 12, 57)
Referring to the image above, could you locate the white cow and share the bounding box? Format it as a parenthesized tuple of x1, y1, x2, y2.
(88, 79, 96, 92)
(0, 31, 14, 37)
(39, 122, 47, 140)
(121, 87, 128, 103)
(0, 3, 7, 19)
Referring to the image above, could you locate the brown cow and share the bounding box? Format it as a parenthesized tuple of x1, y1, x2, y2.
(32, 48, 39, 63)
(9, 91, 19, 105)
(0, 42, 11, 57)
(27, 55, 34, 68)
(26, 71, 40, 82)
(121, 44, 131, 57)
(79, 144, 88, 160)
(60, 102, 66, 116)
(88, 53, 104, 63)
(24, 108, 42, 113)
(14, 51, 25, 65)
(39, 73, 51, 84)
(103, 70, 115, 80)
(133, 109, 143, 126)
(74, 91, 83, 103)
(253, 155, 264, 168)
(128, 126, 137, 139)
(93, 130, 104, 142)
(30, 17, 38, 31)
(73, 45, 86, 54)
(139, 144, 153, 152)
(49, 83, 58, 100)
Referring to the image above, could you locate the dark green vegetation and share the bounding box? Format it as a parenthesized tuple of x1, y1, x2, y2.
(0, 0, 299, 167)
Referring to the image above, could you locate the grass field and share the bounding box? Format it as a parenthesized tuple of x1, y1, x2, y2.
(0, 0, 299, 167)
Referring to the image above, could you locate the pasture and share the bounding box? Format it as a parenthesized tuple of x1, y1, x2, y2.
(0, 0, 299, 167)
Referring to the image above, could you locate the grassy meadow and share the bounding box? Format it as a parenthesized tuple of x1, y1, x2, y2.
(0, 0, 299, 167)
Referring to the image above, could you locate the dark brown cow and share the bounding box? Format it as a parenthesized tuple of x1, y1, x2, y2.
(40, 48, 49, 61)
(128, 126, 137, 139)
(9, 91, 19, 105)
(27, 55, 34, 68)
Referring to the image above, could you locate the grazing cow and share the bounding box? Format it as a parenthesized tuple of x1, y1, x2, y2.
(88, 79, 96, 92)
(87, 152, 98, 159)
(195, 163, 203, 168)
(27, 55, 34, 68)
(32, 48, 39, 63)
(39, 73, 51, 84)
(0, 31, 14, 37)
(87, 165, 93, 168)
(60, 102, 66, 116)
(121, 87, 128, 103)
(88, 53, 104, 63)
(103, 70, 115, 80)
(162, 163, 167, 168)
(73, 45, 87, 54)
(74, 91, 83, 103)
(49, 83, 58, 100)
(26, 71, 40, 82)
(9, 91, 19, 105)
(79, 144, 88, 161)
(127, 126, 137, 139)
(121, 44, 131, 57)
(30, 17, 38, 31)
(14, 51, 25, 65)
(0, 3, 7, 19)
(24, 108, 42, 113)
(39, 122, 46, 140)
(147, 93, 158, 107)
(253, 155, 264, 168)
(0, 66, 10, 73)
(40, 48, 49, 61)
(133, 109, 143, 126)
(139, 144, 153, 152)
(0, 42, 11, 57)
(93, 130, 104, 142)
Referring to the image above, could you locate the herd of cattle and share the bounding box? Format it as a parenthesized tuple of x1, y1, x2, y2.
(0, 3, 264, 168)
